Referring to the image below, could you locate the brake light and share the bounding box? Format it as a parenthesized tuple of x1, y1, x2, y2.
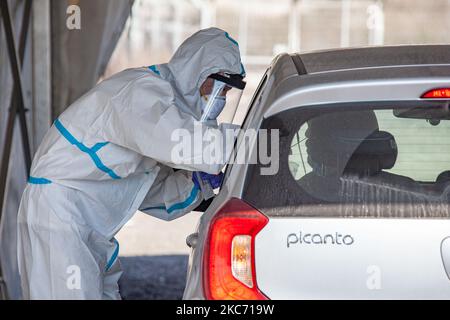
(203, 198, 269, 300)
(421, 88, 450, 99)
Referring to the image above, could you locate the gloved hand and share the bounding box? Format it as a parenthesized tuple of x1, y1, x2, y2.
(192, 171, 224, 189)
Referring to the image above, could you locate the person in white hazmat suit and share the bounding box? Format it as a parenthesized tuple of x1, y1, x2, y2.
(16, 27, 246, 299)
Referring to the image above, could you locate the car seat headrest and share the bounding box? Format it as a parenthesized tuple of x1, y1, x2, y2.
(343, 130, 398, 176)
(306, 111, 380, 174)
(436, 171, 450, 183)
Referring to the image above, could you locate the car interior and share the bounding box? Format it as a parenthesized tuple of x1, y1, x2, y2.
(290, 105, 450, 217)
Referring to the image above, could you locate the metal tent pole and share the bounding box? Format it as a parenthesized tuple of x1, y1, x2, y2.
(0, 0, 33, 300)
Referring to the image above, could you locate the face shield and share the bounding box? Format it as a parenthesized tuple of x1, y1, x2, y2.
(200, 73, 246, 123)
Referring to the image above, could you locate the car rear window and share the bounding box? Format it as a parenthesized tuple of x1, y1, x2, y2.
(243, 101, 450, 218)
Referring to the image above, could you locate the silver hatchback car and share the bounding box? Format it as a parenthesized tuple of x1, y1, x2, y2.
(183, 45, 450, 300)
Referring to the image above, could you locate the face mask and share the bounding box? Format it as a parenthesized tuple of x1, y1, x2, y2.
(201, 95, 226, 120)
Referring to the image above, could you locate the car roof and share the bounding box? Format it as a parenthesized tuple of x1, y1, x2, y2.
(260, 45, 450, 117)
(296, 45, 450, 74)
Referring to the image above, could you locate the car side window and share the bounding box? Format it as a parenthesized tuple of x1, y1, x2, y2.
(221, 72, 269, 187)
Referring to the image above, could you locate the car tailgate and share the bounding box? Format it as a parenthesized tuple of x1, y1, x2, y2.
(255, 218, 450, 299)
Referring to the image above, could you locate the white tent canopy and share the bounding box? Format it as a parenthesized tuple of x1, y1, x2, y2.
(0, 0, 133, 299)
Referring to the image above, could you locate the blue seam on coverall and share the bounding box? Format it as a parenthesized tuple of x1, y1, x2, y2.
(239, 63, 246, 76)
(141, 185, 200, 214)
(105, 239, 119, 272)
(224, 32, 239, 46)
(28, 176, 52, 184)
(54, 119, 121, 180)
(224, 32, 246, 75)
(90, 142, 109, 153)
(148, 65, 161, 76)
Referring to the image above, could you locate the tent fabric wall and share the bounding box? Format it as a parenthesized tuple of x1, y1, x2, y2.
(0, 0, 133, 299)
(51, 0, 133, 119)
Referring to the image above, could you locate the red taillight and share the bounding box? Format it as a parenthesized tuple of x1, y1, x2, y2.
(203, 198, 269, 300)
(421, 88, 450, 99)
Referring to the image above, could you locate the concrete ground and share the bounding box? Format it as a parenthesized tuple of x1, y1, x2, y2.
(116, 211, 202, 300)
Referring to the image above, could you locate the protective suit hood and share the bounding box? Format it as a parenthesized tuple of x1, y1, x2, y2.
(165, 27, 245, 119)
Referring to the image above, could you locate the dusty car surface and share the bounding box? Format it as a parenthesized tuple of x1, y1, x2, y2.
(184, 45, 450, 299)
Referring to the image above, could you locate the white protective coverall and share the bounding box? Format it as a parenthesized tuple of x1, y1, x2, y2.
(17, 27, 245, 299)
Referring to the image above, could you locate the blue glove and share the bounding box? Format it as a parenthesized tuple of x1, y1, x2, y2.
(192, 172, 224, 189)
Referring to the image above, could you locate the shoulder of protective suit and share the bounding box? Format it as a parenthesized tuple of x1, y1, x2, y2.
(100, 67, 176, 107)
